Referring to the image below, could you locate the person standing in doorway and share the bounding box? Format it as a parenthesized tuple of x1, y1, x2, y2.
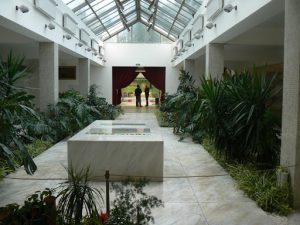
(135, 84, 142, 107)
(144, 85, 150, 107)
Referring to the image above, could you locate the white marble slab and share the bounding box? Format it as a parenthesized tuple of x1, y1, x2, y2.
(68, 120, 164, 181)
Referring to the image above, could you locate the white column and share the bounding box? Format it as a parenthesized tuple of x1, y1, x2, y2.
(281, 0, 300, 208)
(205, 43, 224, 79)
(184, 59, 195, 76)
(39, 42, 59, 111)
(78, 58, 90, 96)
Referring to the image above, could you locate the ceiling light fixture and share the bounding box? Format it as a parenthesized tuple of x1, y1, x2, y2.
(76, 42, 83, 47)
(135, 67, 146, 73)
(206, 22, 216, 29)
(223, 4, 237, 13)
(86, 48, 92, 52)
(63, 34, 72, 40)
(194, 33, 203, 39)
(16, 5, 29, 13)
(45, 23, 55, 30)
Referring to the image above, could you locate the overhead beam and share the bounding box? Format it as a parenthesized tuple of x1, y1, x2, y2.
(73, 0, 96, 13)
(135, 0, 141, 20)
(85, 0, 111, 37)
(140, 20, 175, 41)
(103, 20, 138, 41)
(168, 0, 185, 36)
(85, 0, 132, 25)
(93, 9, 136, 35)
(114, 0, 130, 31)
(147, 0, 158, 31)
(174, 0, 197, 15)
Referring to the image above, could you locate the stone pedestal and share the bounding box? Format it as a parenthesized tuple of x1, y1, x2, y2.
(68, 121, 164, 181)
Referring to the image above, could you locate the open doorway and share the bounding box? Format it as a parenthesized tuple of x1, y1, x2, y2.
(112, 67, 165, 106)
(121, 73, 161, 107)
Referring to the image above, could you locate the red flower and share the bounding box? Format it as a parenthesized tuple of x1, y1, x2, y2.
(99, 212, 109, 222)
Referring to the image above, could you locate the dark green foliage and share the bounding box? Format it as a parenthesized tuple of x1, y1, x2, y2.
(0, 51, 37, 174)
(161, 69, 281, 165)
(0, 188, 54, 225)
(0, 52, 121, 176)
(56, 167, 104, 225)
(107, 179, 163, 225)
(87, 85, 122, 120)
(160, 69, 197, 138)
(26, 139, 51, 159)
(197, 72, 281, 164)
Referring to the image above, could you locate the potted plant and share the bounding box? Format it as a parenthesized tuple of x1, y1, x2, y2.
(55, 167, 104, 225)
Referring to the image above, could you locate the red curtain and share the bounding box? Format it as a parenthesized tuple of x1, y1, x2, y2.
(112, 66, 166, 105)
(112, 67, 137, 105)
(143, 67, 166, 102)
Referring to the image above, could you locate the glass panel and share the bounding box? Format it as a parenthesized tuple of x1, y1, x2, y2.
(62, 0, 201, 41)
(66, 0, 85, 9)
(62, 0, 74, 4)
(108, 24, 125, 36)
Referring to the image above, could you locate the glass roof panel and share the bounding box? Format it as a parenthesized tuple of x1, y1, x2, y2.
(62, 0, 202, 41)
(63, 0, 85, 9)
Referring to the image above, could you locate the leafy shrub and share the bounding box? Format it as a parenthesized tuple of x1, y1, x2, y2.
(26, 139, 51, 158)
(161, 69, 281, 165)
(0, 51, 37, 174)
(227, 164, 292, 215)
(87, 85, 122, 120)
(160, 69, 197, 137)
(107, 179, 163, 225)
(202, 138, 292, 216)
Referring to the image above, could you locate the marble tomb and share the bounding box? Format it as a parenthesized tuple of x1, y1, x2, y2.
(68, 120, 164, 181)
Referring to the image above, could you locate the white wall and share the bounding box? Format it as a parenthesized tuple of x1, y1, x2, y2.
(91, 43, 180, 104)
(174, 0, 284, 65)
(0, 0, 103, 65)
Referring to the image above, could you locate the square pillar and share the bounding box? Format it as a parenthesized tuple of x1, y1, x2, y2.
(205, 43, 224, 79)
(281, 0, 300, 208)
(39, 42, 59, 111)
(78, 58, 90, 96)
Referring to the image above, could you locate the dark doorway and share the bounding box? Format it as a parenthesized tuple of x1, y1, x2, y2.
(112, 67, 165, 105)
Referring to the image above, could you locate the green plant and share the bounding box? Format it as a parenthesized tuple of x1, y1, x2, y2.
(87, 85, 122, 120)
(227, 164, 292, 215)
(0, 189, 55, 225)
(26, 139, 51, 158)
(56, 167, 104, 225)
(202, 138, 292, 215)
(160, 69, 197, 137)
(107, 178, 163, 225)
(0, 51, 37, 174)
(154, 109, 174, 127)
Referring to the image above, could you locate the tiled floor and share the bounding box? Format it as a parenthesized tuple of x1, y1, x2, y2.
(0, 109, 299, 225)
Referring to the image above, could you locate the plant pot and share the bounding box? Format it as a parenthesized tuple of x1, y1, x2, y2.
(276, 171, 289, 187)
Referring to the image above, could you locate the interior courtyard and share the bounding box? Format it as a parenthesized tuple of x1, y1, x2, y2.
(0, 0, 300, 224)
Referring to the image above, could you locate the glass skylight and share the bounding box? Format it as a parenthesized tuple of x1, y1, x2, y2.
(62, 0, 202, 41)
